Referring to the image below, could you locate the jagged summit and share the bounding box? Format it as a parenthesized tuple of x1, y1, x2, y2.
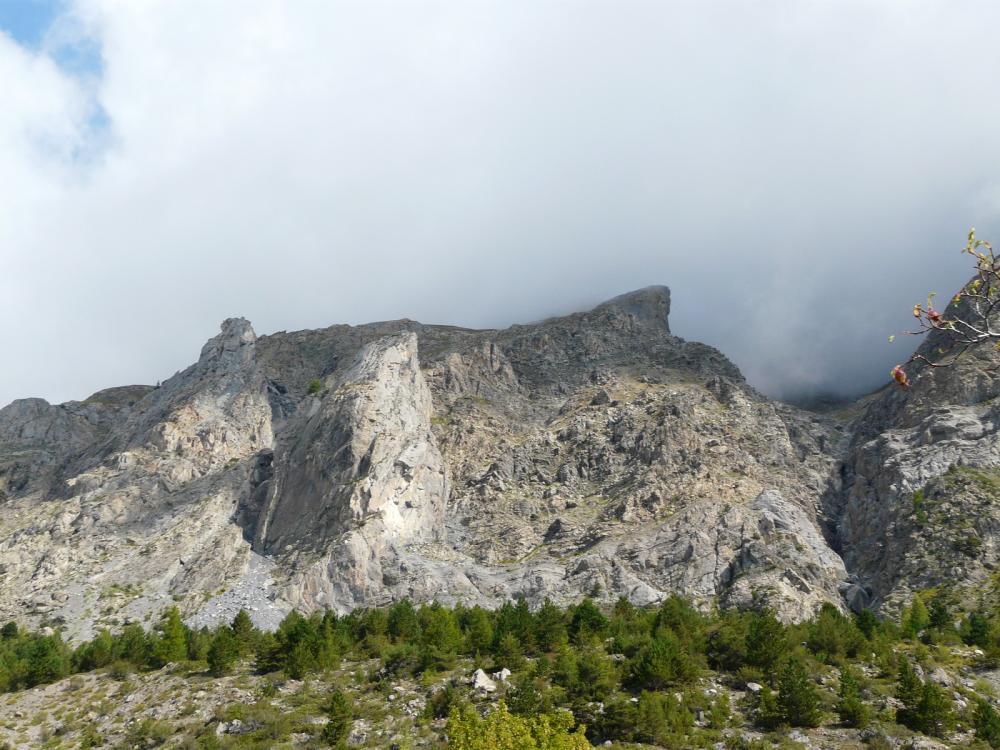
(592, 285, 671, 331)
(199, 316, 257, 363)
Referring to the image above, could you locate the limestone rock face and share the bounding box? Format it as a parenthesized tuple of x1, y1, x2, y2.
(249, 333, 449, 611)
(6, 284, 999, 637)
(0, 319, 275, 640)
(836, 296, 1000, 614)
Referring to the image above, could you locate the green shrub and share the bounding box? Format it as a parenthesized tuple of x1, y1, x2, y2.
(446, 701, 590, 750)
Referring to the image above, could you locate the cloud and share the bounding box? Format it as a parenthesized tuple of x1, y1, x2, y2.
(2, 0, 1000, 406)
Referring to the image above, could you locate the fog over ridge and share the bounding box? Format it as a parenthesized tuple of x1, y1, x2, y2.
(1, 1, 999, 407)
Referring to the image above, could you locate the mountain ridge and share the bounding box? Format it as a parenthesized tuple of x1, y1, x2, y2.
(2, 285, 998, 641)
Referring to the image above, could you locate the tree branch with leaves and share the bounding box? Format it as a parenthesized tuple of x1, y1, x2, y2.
(892, 229, 999, 388)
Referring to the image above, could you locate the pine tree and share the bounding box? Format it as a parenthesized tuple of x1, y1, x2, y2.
(462, 606, 494, 657)
(495, 631, 525, 672)
(911, 681, 955, 737)
(630, 628, 699, 689)
(575, 643, 618, 701)
(836, 665, 871, 728)
(535, 599, 568, 652)
(77, 629, 114, 671)
(207, 627, 239, 677)
(754, 684, 783, 730)
(928, 596, 951, 631)
(745, 610, 787, 675)
(707, 693, 731, 729)
(777, 656, 822, 727)
(962, 611, 991, 648)
(231, 609, 256, 655)
(387, 599, 420, 642)
(155, 607, 188, 665)
(322, 689, 352, 747)
(278, 611, 321, 678)
(975, 699, 1000, 748)
(569, 598, 608, 642)
(22, 634, 69, 688)
(903, 594, 930, 638)
(895, 658, 923, 725)
(114, 623, 149, 665)
(854, 609, 879, 640)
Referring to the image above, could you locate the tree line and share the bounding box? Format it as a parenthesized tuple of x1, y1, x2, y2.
(4, 590, 1000, 747)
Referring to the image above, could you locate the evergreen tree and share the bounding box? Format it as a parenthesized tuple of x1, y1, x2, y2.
(754, 684, 783, 730)
(114, 623, 149, 666)
(975, 699, 1000, 748)
(836, 665, 871, 728)
(653, 595, 707, 652)
(745, 610, 786, 675)
(552, 645, 580, 694)
(418, 603, 463, 671)
(231, 609, 256, 655)
(777, 656, 822, 727)
(706, 611, 749, 672)
(253, 632, 284, 674)
(896, 659, 955, 736)
(387, 599, 421, 642)
(535, 599, 568, 652)
(902, 594, 930, 639)
(286, 639, 315, 680)
(912, 681, 955, 736)
(154, 606, 189, 665)
(928, 596, 952, 631)
(629, 628, 699, 689)
(508, 671, 554, 717)
(962, 611, 991, 648)
(22, 634, 69, 688)
(76, 629, 114, 671)
(186, 626, 212, 661)
(495, 632, 525, 672)
(895, 658, 923, 718)
(462, 606, 494, 657)
(569, 598, 608, 643)
(322, 689, 352, 747)
(277, 611, 322, 678)
(207, 627, 239, 677)
(854, 609, 879, 640)
(807, 603, 863, 663)
(575, 643, 618, 701)
(707, 693, 731, 729)
(634, 690, 693, 744)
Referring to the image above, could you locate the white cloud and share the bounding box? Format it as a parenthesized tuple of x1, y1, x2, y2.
(2, 0, 1000, 405)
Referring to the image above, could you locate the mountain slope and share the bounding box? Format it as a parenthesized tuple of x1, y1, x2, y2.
(0, 285, 978, 639)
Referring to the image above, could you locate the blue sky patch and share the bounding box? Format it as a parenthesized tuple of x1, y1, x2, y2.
(0, 0, 102, 77)
(0, 0, 64, 48)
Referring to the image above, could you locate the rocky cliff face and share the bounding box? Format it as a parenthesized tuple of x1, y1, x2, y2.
(836, 312, 1000, 614)
(2, 285, 997, 638)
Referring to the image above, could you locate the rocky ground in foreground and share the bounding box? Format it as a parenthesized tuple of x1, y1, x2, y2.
(1, 644, 997, 750)
(4, 593, 1000, 750)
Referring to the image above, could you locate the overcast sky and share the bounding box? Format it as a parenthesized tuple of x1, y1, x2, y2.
(2, 1, 999, 407)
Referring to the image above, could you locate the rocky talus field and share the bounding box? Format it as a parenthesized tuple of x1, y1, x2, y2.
(6, 286, 1000, 749)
